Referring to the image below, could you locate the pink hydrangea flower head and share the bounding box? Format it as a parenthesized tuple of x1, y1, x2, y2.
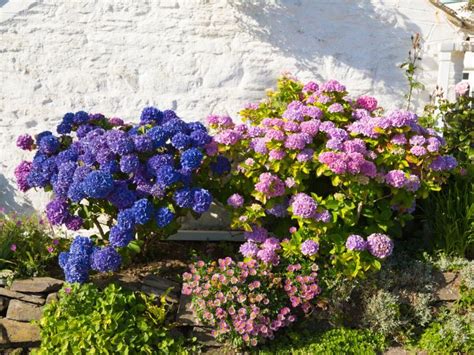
(367, 233, 394, 258)
(356, 96, 378, 112)
(227, 193, 244, 208)
(455, 80, 470, 96)
(290, 193, 318, 218)
(255, 173, 286, 198)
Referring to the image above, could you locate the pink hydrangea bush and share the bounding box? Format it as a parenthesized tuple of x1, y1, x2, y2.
(206, 76, 457, 279)
(182, 251, 320, 348)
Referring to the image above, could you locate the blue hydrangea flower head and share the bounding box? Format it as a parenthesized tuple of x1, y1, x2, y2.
(38, 135, 60, 154)
(69, 236, 94, 256)
(147, 126, 168, 148)
(171, 132, 192, 150)
(187, 122, 207, 132)
(192, 188, 212, 214)
(120, 154, 140, 174)
(132, 134, 154, 153)
(57, 122, 72, 134)
(162, 109, 178, 123)
(82, 170, 114, 198)
(73, 111, 90, 125)
(180, 148, 203, 170)
(90, 246, 122, 272)
(190, 130, 212, 147)
(132, 198, 154, 225)
(62, 112, 75, 125)
(163, 119, 189, 136)
(107, 182, 136, 209)
(63, 254, 90, 283)
(147, 154, 174, 176)
(155, 165, 180, 188)
(117, 208, 136, 231)
(106, 130, 135, 155)
(35, 131, 53, 144)
(173, 188, 193, 208)
(140, 106, 163, 124)
(156, 207, 175, 228)
(109, 225, 134, 247)
(210, 155, 231, 175)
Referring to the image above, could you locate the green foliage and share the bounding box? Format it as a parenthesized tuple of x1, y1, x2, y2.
(417, 310, 473, 354)
(35, 283, 190, 354)
(0, 211, 67, 280)
(259, 327, 387, 355)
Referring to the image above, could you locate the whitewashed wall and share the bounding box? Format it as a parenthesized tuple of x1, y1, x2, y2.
(0, 0, 467, 218)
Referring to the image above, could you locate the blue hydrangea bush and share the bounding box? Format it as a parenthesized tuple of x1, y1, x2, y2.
(15, 108, 224, 282)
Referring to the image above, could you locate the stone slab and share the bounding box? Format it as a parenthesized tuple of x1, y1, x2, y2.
(0, 288, 45, 305)
(142, 275, 180, 293)
(10, 277, 63, 294)
(0, 319, 40, 344)
(176, 293, 200, 326)
(6, 300, 43, 322)
(45, 292, 58, 304)
(141, 285, 179, 304)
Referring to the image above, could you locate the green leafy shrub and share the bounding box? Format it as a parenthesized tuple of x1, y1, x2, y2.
(0, 211, 67, 280)
(259, 327, 387, 355)
(417, 310, 473, 354)
(35, 283, 189, 354)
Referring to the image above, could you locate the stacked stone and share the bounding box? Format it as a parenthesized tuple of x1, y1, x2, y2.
(0, 277, 63, 353)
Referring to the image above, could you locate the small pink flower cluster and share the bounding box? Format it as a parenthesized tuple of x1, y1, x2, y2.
(182, 256, 320, 347)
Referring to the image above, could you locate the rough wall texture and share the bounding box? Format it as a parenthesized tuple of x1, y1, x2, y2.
(0, 0, 467, 220)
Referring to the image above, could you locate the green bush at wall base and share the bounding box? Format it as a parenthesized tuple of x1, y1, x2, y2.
(34, 283, 188, 354)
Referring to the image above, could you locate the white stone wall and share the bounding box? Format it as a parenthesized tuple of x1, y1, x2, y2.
(0, 0, 468, 217)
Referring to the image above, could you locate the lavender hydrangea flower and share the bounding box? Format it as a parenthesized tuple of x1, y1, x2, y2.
(328, 103, 344, 113)
(291, 193, 317, 218)
(16, 134, 34, 151)
(45, 198, 71, 225)
(345, 235, 367, 251)
(14, 161, 32, 192)
(244, 226, 268, 243)
(192, 188, 212, 214)
(385, 170, 407, 189)
(239, 241, 259, 257)
(366, 233, 393, 258)
(300, 240, 319, 256)
(227, 193, 244, 208)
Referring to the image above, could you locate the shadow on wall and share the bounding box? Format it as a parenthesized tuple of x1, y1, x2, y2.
(230, 0, 421, 91)
(0, 1, 8, 8)
(0, 173, 34, 215)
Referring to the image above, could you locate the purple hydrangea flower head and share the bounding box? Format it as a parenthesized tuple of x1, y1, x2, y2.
(132, 134, 154, 153)
(239, 241, 259, 258)
(319, 121, 336, 133)
(427, 137, 441, 152)
(16, 134, 34, 151)
(366, 233, 394, 258)
(255, 173, 286, 198)
(257, 248, 279, 264)
(244, 226, 268, 243)
(291, 193, 317, 218)
(190, 130, 212, 147)
(262, 237, 282, 251)
(282, 101, 306, 121)
(162, 109, 178, 123)
(77, 125, 95, 139)
(321, 80, 346, 92)
(155, 207, 175, 228)
(214, 129, 241, 146)
(410, 146, 427, 157)
(409, 135, 426, 146)
(120, 154, 140, 174)
(45, 198, 70, 225)
(285, 133, 311, 150)
(14, 161, 32, 192)
(300, 119, 320, 136)
(405, 175, 421, 192)
(356, 96, 378, 112)
(314, 210, 332, 223)
(328, 103, 344, 113)
(385, 110, 418, 128)
(345, 235, 367, 251)
(132, 198, 154, 225)
(430, 155, 457, 171)
(140, 106, 163, 124)
(227, 193, 244, 208)
(326, 138, 344, 151)
(283, 121, 300, 132)
(82, 170, 114, 198)
(65, 216, 83, 231)
(301, 240, 319, 256)
(303, 81, 319, 93)
(106, 130, 135, 154)
(269, 149, 286, 161)
(109, 117, 124, 126)
(192, 188, 212, 214)
(180, 148, 203, 170)
(147, 154, 174, 175)
(267, 202, 289, 217)
(391, 134, 407, 145)
(251, 138, 268, 154)
(303, 106, 323, 119)
(385, 170, 407, 189)
(90, 246, 122, 272)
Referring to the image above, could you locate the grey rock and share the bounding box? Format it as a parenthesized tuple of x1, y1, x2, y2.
(6, 300, 43, 322)
(435, 272, 460, 301)
(0, 318, 40, 344)
(0, 288, 45, 305)
(10, 277, 63, 294)
(192, 326, 220, 347)
(0, 296, 9, 312)
(176, 293, 200, 326)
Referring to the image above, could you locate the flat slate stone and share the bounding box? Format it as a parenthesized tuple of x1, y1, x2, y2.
(142, 275, 180, 293)
(10, 277, 63, 293)
(435, 272, 460, 301)
(45, 292, 58, 304)
(0, 288, 45, 305)
(192, 327, 220, 347)
(0, 296, 9, 312)
(0, 318, 40, 344)
(6, 300, 43, 322)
